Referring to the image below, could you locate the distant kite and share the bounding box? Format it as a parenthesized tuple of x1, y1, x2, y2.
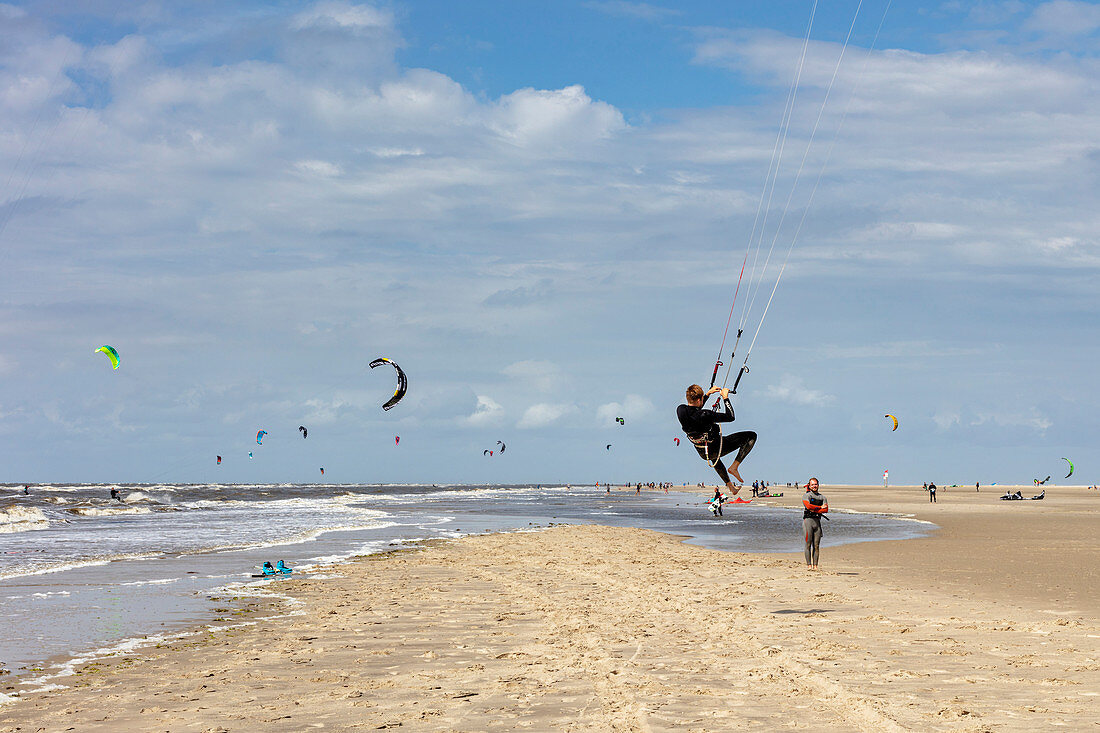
(369, 358, 408, 411)
(885, 414, 898, 431)
(248, 451, 253, 459)
(95, 345, 120, 370)
(673, 438, 680, 446)
(606, 444, 612, 450)
(616, 417, 624, 425)
(497, 440, 506, 453)
(299, 426, 308, 439)
(320, 467, 324, 475)
(1062, 457, 1074, 479)
(394, 436, 400, 446)
(483, 449, 493, 456)
(216, 455, 222, 465)
(256, 430, 267, 445)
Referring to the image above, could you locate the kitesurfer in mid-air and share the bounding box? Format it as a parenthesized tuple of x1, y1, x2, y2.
(677, 384, 756, 494)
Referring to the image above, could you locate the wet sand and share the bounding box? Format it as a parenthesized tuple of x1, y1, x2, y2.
(3, 486, 1100, 731)
(757, 484, 1100, 617)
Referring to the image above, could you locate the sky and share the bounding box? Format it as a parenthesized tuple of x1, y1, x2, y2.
(2, 0, 1099, 486)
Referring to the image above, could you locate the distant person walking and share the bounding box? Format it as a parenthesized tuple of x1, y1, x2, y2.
(928, 482, 937, 503)
(802, 478, 828, 570)
(976, 482, 980, 493)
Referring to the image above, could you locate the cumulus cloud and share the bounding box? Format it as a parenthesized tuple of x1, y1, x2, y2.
(596, 394, 654, 424)
(2, 3, 1098, 481)
(465, 395, 504, 426)
(491, 85, 626, 148)
(764, 376, 834, 407)
(518, 402, 578, 428)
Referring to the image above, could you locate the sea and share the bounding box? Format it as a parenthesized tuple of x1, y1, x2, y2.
(0, 482, 933, 699)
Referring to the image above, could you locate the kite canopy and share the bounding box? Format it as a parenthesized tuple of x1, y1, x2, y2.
(299, 426, 308, 439)
(95, 345, 120, 369)
(369, 357, 407, 411)
(497, 440, 506, 453)
(616, 417, 624, 425)
(394, 436, 400, 445)
(606, 444, 612, 450)
(256, 430, 267, 445)
(674, 437, 680, 446)
(885, 414, 898, 431)
(1062, 457, 1074, 479)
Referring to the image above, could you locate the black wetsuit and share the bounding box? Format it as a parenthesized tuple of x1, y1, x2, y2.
(676, 399, 756, 485)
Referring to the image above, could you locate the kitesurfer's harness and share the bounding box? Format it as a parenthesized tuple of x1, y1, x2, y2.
(685, 397, 735, 467)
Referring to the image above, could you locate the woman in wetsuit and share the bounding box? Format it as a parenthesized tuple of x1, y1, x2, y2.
(676, 384, 756, 494)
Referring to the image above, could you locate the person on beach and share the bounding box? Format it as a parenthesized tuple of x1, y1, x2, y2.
(802, 478, 828, 570)
(677, 384, 756, 494)
(928, 482, 937, 503)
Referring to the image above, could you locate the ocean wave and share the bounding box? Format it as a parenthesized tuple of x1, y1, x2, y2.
(0, 506, 49, 533)
(67, 506, 153, 517)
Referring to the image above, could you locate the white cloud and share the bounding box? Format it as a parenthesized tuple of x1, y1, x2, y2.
(596, 394, 654, 425)
(764, 376, 834, 407)
(932, 410, 961, 430)
(465, 395, 504, 426)
(970, 409, 1052, 431)
(294, 159, 342, 177)
(291, 2, 394, 32)
(518, 402, 577, 428)
(368, 146, 425, 158)
(502, 360, 563, 392)
(1025, 0, 1100, 35)
(491, 85, 626, 148)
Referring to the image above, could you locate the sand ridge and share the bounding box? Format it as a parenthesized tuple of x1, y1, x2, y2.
(3, 518, 1099, 731)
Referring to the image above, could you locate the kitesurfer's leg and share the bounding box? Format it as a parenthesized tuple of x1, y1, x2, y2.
(718, 430, 757, 485)
(696, 443, 738, 494)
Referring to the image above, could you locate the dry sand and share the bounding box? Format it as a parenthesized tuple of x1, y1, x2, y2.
(3, 486, 1100, 731)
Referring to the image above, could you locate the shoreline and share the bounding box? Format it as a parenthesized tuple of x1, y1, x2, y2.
(0, 485, 926, 687)
(3, 515, 1099, 730)
(4, 485, 1099, 730)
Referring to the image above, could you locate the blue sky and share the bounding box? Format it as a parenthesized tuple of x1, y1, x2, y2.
(2, 0, 1099, 486)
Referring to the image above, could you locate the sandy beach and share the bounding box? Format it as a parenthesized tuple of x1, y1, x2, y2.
(3, 486, 1100, 731)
